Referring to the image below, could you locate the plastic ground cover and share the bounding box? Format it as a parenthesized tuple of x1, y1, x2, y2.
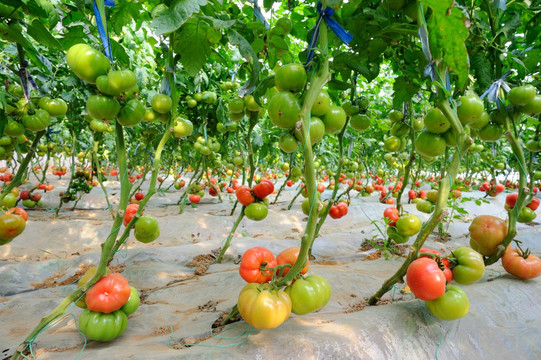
(1, 178, 540, 359)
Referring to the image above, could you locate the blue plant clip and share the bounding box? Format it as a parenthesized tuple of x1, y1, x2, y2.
(480, 70, 513, 108)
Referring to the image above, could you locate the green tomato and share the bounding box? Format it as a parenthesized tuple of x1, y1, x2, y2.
(478, 124, 502, 142)
(78, 309, 128, 341)
(275, 63, 307, 92)
(518, 95, 541, 116)
(507, 84, 536, 106)
(425, 285, 469, 321)
(268, 92, 302, 129)
(395, 213, 421, 237)
(350, 114, 371, 131)
(120, 286, 140, 316)
(89, 119, 107, 132)
(279, 133, 299, 153)
(387, 226, 409, 244)
(228, 98, 245, 114)
(151, 94, 172, 114)
(134, 215, 160, 243)
(384, 136, 401, 152)
(389, 110, 404, 123)
(4, 121, 25, 137)
(96, 75, 121, 96)
(415, 131, 446, 157)
(244, 95, 262, 112)
(86, 95, 121, 120)
(469, 111, 489, 129)
(322, 105, 347, 134)
(311, 91, 331, 116)
(295, 117, 325, 145)
(517, 206, 537, 223)
(450, 247, 485, 285)
(424, 108, 450, 134)
(413, 118, 424, 131)
(244, 202, 268, 221)
(22, 109, 51, 132)
(284, 275, 331, 315)
(173, 118, 193, 138)
(457, 94, 484, 125)
(341, 101, 359, 117)
(275, 17, 292, 33)
(38, 97, 67, 118)
(66, 43, 111, 84)
(2, 193, 17, 208)
(107, 70, 137, 94)
(118, 99, 145, 127)
(390, 122, 409, 137)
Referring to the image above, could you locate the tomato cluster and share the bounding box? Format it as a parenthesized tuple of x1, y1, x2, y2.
(237, 246, 330, 329)
(235, 179, 275, 221)
(77, 270, 140, 341)
(407, 246, 485, 320)
(383, 207, 422, 244)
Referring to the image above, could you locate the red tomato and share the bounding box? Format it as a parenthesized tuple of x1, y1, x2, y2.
(128, 176, 136, 183)
(495, 183, 505, 194)
(505, 193, 518, 210)
(336, 202, 348, 217)
(502, 246, 541, 279)
(385, 197, 395, 204)
(209, 186, 219, 197)
(226, 186, 234, 193)
(252, 180, 274, 199)
(189, 194, 201, 204)
(383, 207, 399, 226)
(406, 258, 447, 301)
(123, 204, 139, 226)
(527, 197, 540, 211)
(408, 190, 417, 200)
(239, 247, 278, 283)
(317, 183, 325, 193)
(110, 170, 119, 176)
(419, 248, 452, 284)
(157, 176, 163, 183)
(329, 205, 341, 219)
(85, 273, 132, 313)
(276, 247, 308, 277)
(134, 192, 145, 201)
(8, 207, 28, 222)
(236, 185, 255, 206)
(31, 193, 42, 202)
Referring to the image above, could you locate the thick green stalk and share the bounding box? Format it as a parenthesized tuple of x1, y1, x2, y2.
(276, 23, 330, 287)
(93, 136, 114, 218)
(395, 100, 417, 212)
(215, 208, 245, 263)
(0, 131, 44, 202)
(368, 93, 471, 305)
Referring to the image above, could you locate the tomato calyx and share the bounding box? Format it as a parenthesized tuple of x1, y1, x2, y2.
(418, 252, 449, 271)
(512, 240, 532, 259)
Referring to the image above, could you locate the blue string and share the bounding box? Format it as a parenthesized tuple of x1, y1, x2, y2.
(305, 2, 353, 70)
(93, 1, 115, 62)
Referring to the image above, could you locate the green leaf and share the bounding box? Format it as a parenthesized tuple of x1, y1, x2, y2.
(110, 2, 144, 34)
(176, 20, 210, 77)
(263, 0, 275, 10)
(26, 19, 63, 50)
(111, 39, 130, 67)
(151, 0, 207, 36)
(427, 6, 469, 89)
(252, 75, 274, 108)
(392, 76, 419, 109)
(328, 79, 351, 91)
(251, 38, 264, 54)
(469, 52, 493, 93)
(26, 0, 60, 28)
(270, 35, 288, 50)
(227, 30, 261, 93)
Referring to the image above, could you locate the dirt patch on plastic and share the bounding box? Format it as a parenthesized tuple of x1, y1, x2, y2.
(187, 254, 216, 275)
(359, 239, 408, 258)
(344, 297, 394, 313)
(31, 264, 126, 289)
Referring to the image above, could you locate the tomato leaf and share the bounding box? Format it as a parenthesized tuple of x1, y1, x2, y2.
(227, 30, 261, 95)
(469, 52, 493, 93)
(27, 20, 63, 50)
(26, 0, 60, 28)
(392, 76, 420, 109)
(110, 39, 130, 68)
(426, 4, 469, 89)
(252, 75, 275, 108)
(176, 20, 211, 77)
(151, 0, 207, 36)
(110, 2, 145, 34)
